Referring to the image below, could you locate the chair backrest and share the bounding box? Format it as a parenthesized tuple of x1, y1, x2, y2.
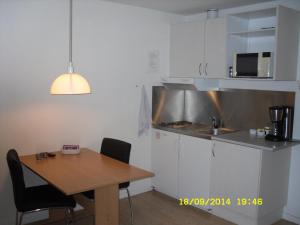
(100, 138, 131, 164)
(6, 149, 26, 210)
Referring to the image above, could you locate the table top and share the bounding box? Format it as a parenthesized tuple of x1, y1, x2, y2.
(20, 148, 154, 195)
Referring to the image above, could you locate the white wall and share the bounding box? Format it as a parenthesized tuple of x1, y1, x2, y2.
(1, 0, 300, 224)
(0, 0, 171, 224)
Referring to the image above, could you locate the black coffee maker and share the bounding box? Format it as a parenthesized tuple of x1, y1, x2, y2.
(265, 106, 294, 141)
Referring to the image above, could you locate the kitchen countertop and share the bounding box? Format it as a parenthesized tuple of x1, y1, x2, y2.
(153, 123, 300, 151)
(212, 130, 300, 151)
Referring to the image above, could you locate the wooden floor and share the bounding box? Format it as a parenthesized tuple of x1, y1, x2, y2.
(29, 191, 296, 225)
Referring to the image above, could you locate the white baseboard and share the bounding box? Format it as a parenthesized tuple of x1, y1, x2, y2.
(283, 211, 300, 224)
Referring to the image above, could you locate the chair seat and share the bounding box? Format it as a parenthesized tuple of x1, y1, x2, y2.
(82, 182, 129, 199)
(19, 185, 76, 212)
(82, 190, 94, 199)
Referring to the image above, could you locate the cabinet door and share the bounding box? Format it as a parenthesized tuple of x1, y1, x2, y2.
(275, 6, 300, 80)
(205, 18, 227, 78)
(170, 21, 205, 78)
(210, 141, 261, 218)
(151, 129, 179, 198)
(179, 135, 212, 209)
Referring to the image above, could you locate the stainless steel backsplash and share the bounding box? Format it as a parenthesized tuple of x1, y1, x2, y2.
(152, 86, 295, 130)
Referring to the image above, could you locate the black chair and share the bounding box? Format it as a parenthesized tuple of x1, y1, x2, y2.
(82, 138, 133, 225)
(6, 149, 76, 225)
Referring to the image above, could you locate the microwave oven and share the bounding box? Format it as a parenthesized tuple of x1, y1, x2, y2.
(232, 52, 273, 78)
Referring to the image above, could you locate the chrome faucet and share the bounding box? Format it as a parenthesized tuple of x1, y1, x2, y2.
(209, 116, 219, 129)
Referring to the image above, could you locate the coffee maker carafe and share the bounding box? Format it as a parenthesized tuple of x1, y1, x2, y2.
(265, 106, 294, 141)
(265, 106, 284, 141)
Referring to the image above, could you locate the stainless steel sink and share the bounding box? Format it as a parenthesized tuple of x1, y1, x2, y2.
(196, 127, 236, 136)
(155, 121, 237, 139)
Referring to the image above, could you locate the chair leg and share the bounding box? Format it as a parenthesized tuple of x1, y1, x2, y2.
(18, 212, 23, 225)
(126, 188, 133, 225)
(15, 210, 18, 225)
(69, 208, 74, 225)
(65, 208, 74, 225)
(64, 208, 68, 225)
(92, 214, 95, 225)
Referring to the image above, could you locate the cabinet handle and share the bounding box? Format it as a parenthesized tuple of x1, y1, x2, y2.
(205, 63, 208, 76)
(212, 148, 215, 157)
(198, 63, 202, 76)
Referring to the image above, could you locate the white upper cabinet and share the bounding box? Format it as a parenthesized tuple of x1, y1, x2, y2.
(227, 6, 300, 81)
(275, 6, 300, 80)
(170, 18, 227, 78)
(170, 6, 300, 81)
(205, 18, 227, 78)
(170, 20, 205, 78)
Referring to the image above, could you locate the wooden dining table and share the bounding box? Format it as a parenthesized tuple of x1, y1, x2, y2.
(20, 148, 154, 225)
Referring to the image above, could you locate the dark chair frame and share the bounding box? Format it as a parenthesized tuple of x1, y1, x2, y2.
(7, 149, 75, 225)
(101, 138, 133, 225)
(15, 207, 74, 225)
(83, 138, 133, 225)
(102, 138, 133, 225)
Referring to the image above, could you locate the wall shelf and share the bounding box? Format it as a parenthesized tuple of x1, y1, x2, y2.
(232, 8, 276, 19)
(229, 28, 275, 38)
(227, 5, 300, 81)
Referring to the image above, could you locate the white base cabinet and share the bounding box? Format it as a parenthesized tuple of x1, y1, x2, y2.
(151, 130, 292, 225)
(151, 129, 179, 198)
(210, 141, 291, 225)
(151, 129, 212, 206)
(178, 135, 212, 210)
(204, 18, 227, 79)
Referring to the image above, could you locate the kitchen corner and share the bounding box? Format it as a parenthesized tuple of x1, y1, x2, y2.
(151, 85, 299, 225)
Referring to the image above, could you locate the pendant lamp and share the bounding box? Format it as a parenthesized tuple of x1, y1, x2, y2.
(50, 0, 91, 95)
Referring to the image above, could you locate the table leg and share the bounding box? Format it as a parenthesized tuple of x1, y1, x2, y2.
(95, 184, 119, 225)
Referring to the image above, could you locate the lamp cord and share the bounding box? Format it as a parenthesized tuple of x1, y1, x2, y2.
(68, 0, 74, 73)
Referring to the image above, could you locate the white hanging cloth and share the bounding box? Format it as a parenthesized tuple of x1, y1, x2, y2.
(138, 85, 151, 136)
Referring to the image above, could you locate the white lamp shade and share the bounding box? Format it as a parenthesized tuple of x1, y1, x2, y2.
(50, 73, 91, 94)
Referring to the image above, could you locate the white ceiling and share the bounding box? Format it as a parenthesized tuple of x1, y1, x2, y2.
(103, 0, 273, 15)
